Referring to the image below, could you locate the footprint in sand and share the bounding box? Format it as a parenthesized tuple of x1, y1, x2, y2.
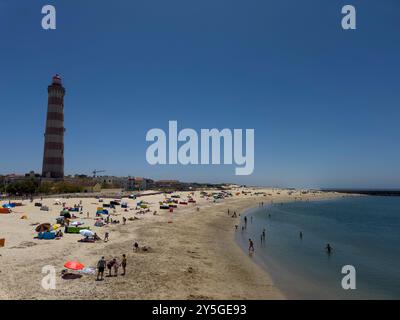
(10, 241, 37, 249)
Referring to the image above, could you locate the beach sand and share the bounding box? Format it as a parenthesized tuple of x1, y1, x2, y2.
(0, 188, 340, 300)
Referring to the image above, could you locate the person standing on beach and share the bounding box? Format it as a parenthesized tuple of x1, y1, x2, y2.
(104, 232, 109, 242)
(262, 228, 266, 241)
(121, 254, 127, 276)
(107, 258, 116, 276)
(96, 257, 106, 281)
(244, 216, 247, 229)
(248, 239, 254, 253)
(299, 231, 303, 239)
(113, 259, 120, 276)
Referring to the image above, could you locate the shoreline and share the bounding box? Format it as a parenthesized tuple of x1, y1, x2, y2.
(0, 188, 339, 299)
(234, 194, 357, 300)
(233, 194, 350, 299)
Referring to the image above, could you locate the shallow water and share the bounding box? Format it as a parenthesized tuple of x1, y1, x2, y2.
(235, 196, 400, 299)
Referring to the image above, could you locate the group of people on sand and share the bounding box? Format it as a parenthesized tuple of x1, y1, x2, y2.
(94, 214, 127, 226)
(135, 208, 151, 214)
(96, 241, 145, 281)
(96, 254, 127, 281)
(228, 209, 237, 218)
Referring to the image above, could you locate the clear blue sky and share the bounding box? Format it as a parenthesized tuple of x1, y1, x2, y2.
(1, 0, 399, 188)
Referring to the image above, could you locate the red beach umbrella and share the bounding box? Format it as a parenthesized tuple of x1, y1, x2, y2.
(64, 261, 85, 270)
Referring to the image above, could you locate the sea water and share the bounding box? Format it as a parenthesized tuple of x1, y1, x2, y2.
(235, 196, 400, 299)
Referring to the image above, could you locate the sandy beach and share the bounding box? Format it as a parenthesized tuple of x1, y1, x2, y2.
(0, 188, 340, 300)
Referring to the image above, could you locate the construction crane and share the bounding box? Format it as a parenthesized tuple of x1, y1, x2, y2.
(92, 169, 106, 178)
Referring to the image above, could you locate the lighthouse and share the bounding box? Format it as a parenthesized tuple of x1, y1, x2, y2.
(42, 74, 65, 179)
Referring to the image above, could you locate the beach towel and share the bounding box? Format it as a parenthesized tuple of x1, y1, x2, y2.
(78, 267, 96, 274)
(38, 232, 56, 240)
(65, 226, 90, 234)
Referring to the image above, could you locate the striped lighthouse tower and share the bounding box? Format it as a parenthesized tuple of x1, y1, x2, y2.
(42, 74, 65, 179)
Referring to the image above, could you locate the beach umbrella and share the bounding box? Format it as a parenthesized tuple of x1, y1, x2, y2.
(51, 224, 61, 231)
(64, 261, 85, 270)
(35, 223, 51, 232)
(61, 211, 71, 219)
(79, 229, 94, 237)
